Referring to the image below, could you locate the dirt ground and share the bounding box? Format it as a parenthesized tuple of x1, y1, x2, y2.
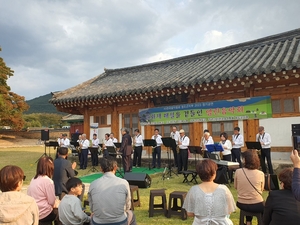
(0, 135, 39, 147)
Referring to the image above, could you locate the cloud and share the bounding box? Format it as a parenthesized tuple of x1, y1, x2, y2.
(1, 0, 300, 100)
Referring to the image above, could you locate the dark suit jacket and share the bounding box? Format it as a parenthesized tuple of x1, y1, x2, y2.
(53, 157, 75, 195)
(263, 189, 300, 225)
(120, 133, 133, 156)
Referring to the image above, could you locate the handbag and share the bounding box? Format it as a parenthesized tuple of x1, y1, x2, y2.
(264, 174, 279, 191)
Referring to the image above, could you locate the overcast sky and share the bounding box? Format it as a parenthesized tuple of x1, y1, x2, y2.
(1, 0, 300, 100)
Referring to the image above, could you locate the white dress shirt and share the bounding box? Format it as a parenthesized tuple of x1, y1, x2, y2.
(105, 139, 115, 147)
(170, 131, 180, 145)
(151, 134, 162, 147)
(232, 134, 244, 148)
(135, 134, 143, 147)
(111, 138, 118, 143)
(92, 138, 99, 147)
(81, 139, 90, 149)
(179, 135, 190, 149)
(203, 137, 214, 150)
(220, 140, 232, 155)
(256, 132, 271, 149)
(60, 138, 70, 147)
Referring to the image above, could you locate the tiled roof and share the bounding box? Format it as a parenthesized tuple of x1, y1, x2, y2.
(50, 28, 300, 104)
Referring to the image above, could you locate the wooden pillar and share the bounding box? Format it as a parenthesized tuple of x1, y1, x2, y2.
(83, 107, 90, 138)
(111, 104, 119, 140)
(144, 99, 154, 139)
(191, 122, 203, 146)
(243, 119, 259, 142)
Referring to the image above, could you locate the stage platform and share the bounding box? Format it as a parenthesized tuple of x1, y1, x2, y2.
(80, 167, 165, 183)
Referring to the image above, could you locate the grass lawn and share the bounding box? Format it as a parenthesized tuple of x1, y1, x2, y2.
(0, 146, 269, 225)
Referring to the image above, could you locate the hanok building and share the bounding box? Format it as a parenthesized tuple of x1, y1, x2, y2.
(50, 28, 300, 160)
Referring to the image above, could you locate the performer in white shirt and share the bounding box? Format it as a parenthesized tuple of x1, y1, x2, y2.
(256, 126, 273, 174)
(79, 134, 90, 170)
(103, 133, 115, 158)
(170, 126, 180, 167)
(133, 129, 143, 168)
(200, 129, 213, 149)
(57, 133, 63, 147)
(60, 133, 70, 147)
(202, 131, 214, 158)
(91, 134, 99, 166)
(110, 133, 118, 143)
(231, 127, 244, 168)
(151, 129, 163, 169)
(219, 132, 232, 161)
(178, 129, 190, 172)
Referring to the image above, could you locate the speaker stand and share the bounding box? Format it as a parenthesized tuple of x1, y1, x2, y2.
(35, 142, 48, 163)
(161, 147, 177, 180)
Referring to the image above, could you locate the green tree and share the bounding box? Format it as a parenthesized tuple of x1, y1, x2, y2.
(23, 113, 65, 128)
(0, 47, 29, 130)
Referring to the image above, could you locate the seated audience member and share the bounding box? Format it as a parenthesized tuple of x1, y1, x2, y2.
(234, 150, 264, 225)
(183, 159, 236, 225)
(0, 165, 39, 225)
(58, 177, 90, 225)
(263, 167, 300, 225)
(27, 156, 60, 224)
(53, 147, 78, 200)
(290, 149, 300, 201)
(88, 157, 136, 225)
(220, 132, 232, 161)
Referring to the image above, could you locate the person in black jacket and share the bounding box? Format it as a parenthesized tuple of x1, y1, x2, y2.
(120, 128, 133, 173)
(263, 167, 300, 225)
(53, 147, 79, 200)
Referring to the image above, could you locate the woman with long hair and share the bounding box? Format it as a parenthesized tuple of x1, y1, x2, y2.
(27, 156, 60, 224)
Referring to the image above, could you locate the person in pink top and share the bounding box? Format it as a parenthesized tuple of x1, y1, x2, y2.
(27, 156, 60, 224)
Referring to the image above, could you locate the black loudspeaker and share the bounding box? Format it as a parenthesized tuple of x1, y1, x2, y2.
(213, 166, 229, 185)
(124, 173, 151, 188)
(41, 130, 49, 141)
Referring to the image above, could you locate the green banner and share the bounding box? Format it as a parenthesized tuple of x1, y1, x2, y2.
(139, 96, 272, 125)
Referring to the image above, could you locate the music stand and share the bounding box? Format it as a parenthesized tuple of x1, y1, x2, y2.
(143, 139, 157, 171)
(88, 147, 99, 172)
(246, 141, 262, 150)
(188, 146, 202, 168)
(161, 137, 177, 179)
(107, 146, 117, 156)
(114, 143, 121, 149)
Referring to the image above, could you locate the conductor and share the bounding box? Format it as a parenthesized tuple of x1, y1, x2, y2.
(120, 128, 133, 173)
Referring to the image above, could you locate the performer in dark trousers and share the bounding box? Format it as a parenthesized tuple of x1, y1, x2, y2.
(178, 129, 190, 173)
(170, 126, 180, 167)
(133, 129, 143, 168)
(256, 126, 273, 174)
(120, 128, 133, 173)
(79, 134, 89, 170)
(231, 127, 244, 168)
(91, 133, 99, 166)
(151, 128, 163, 169)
